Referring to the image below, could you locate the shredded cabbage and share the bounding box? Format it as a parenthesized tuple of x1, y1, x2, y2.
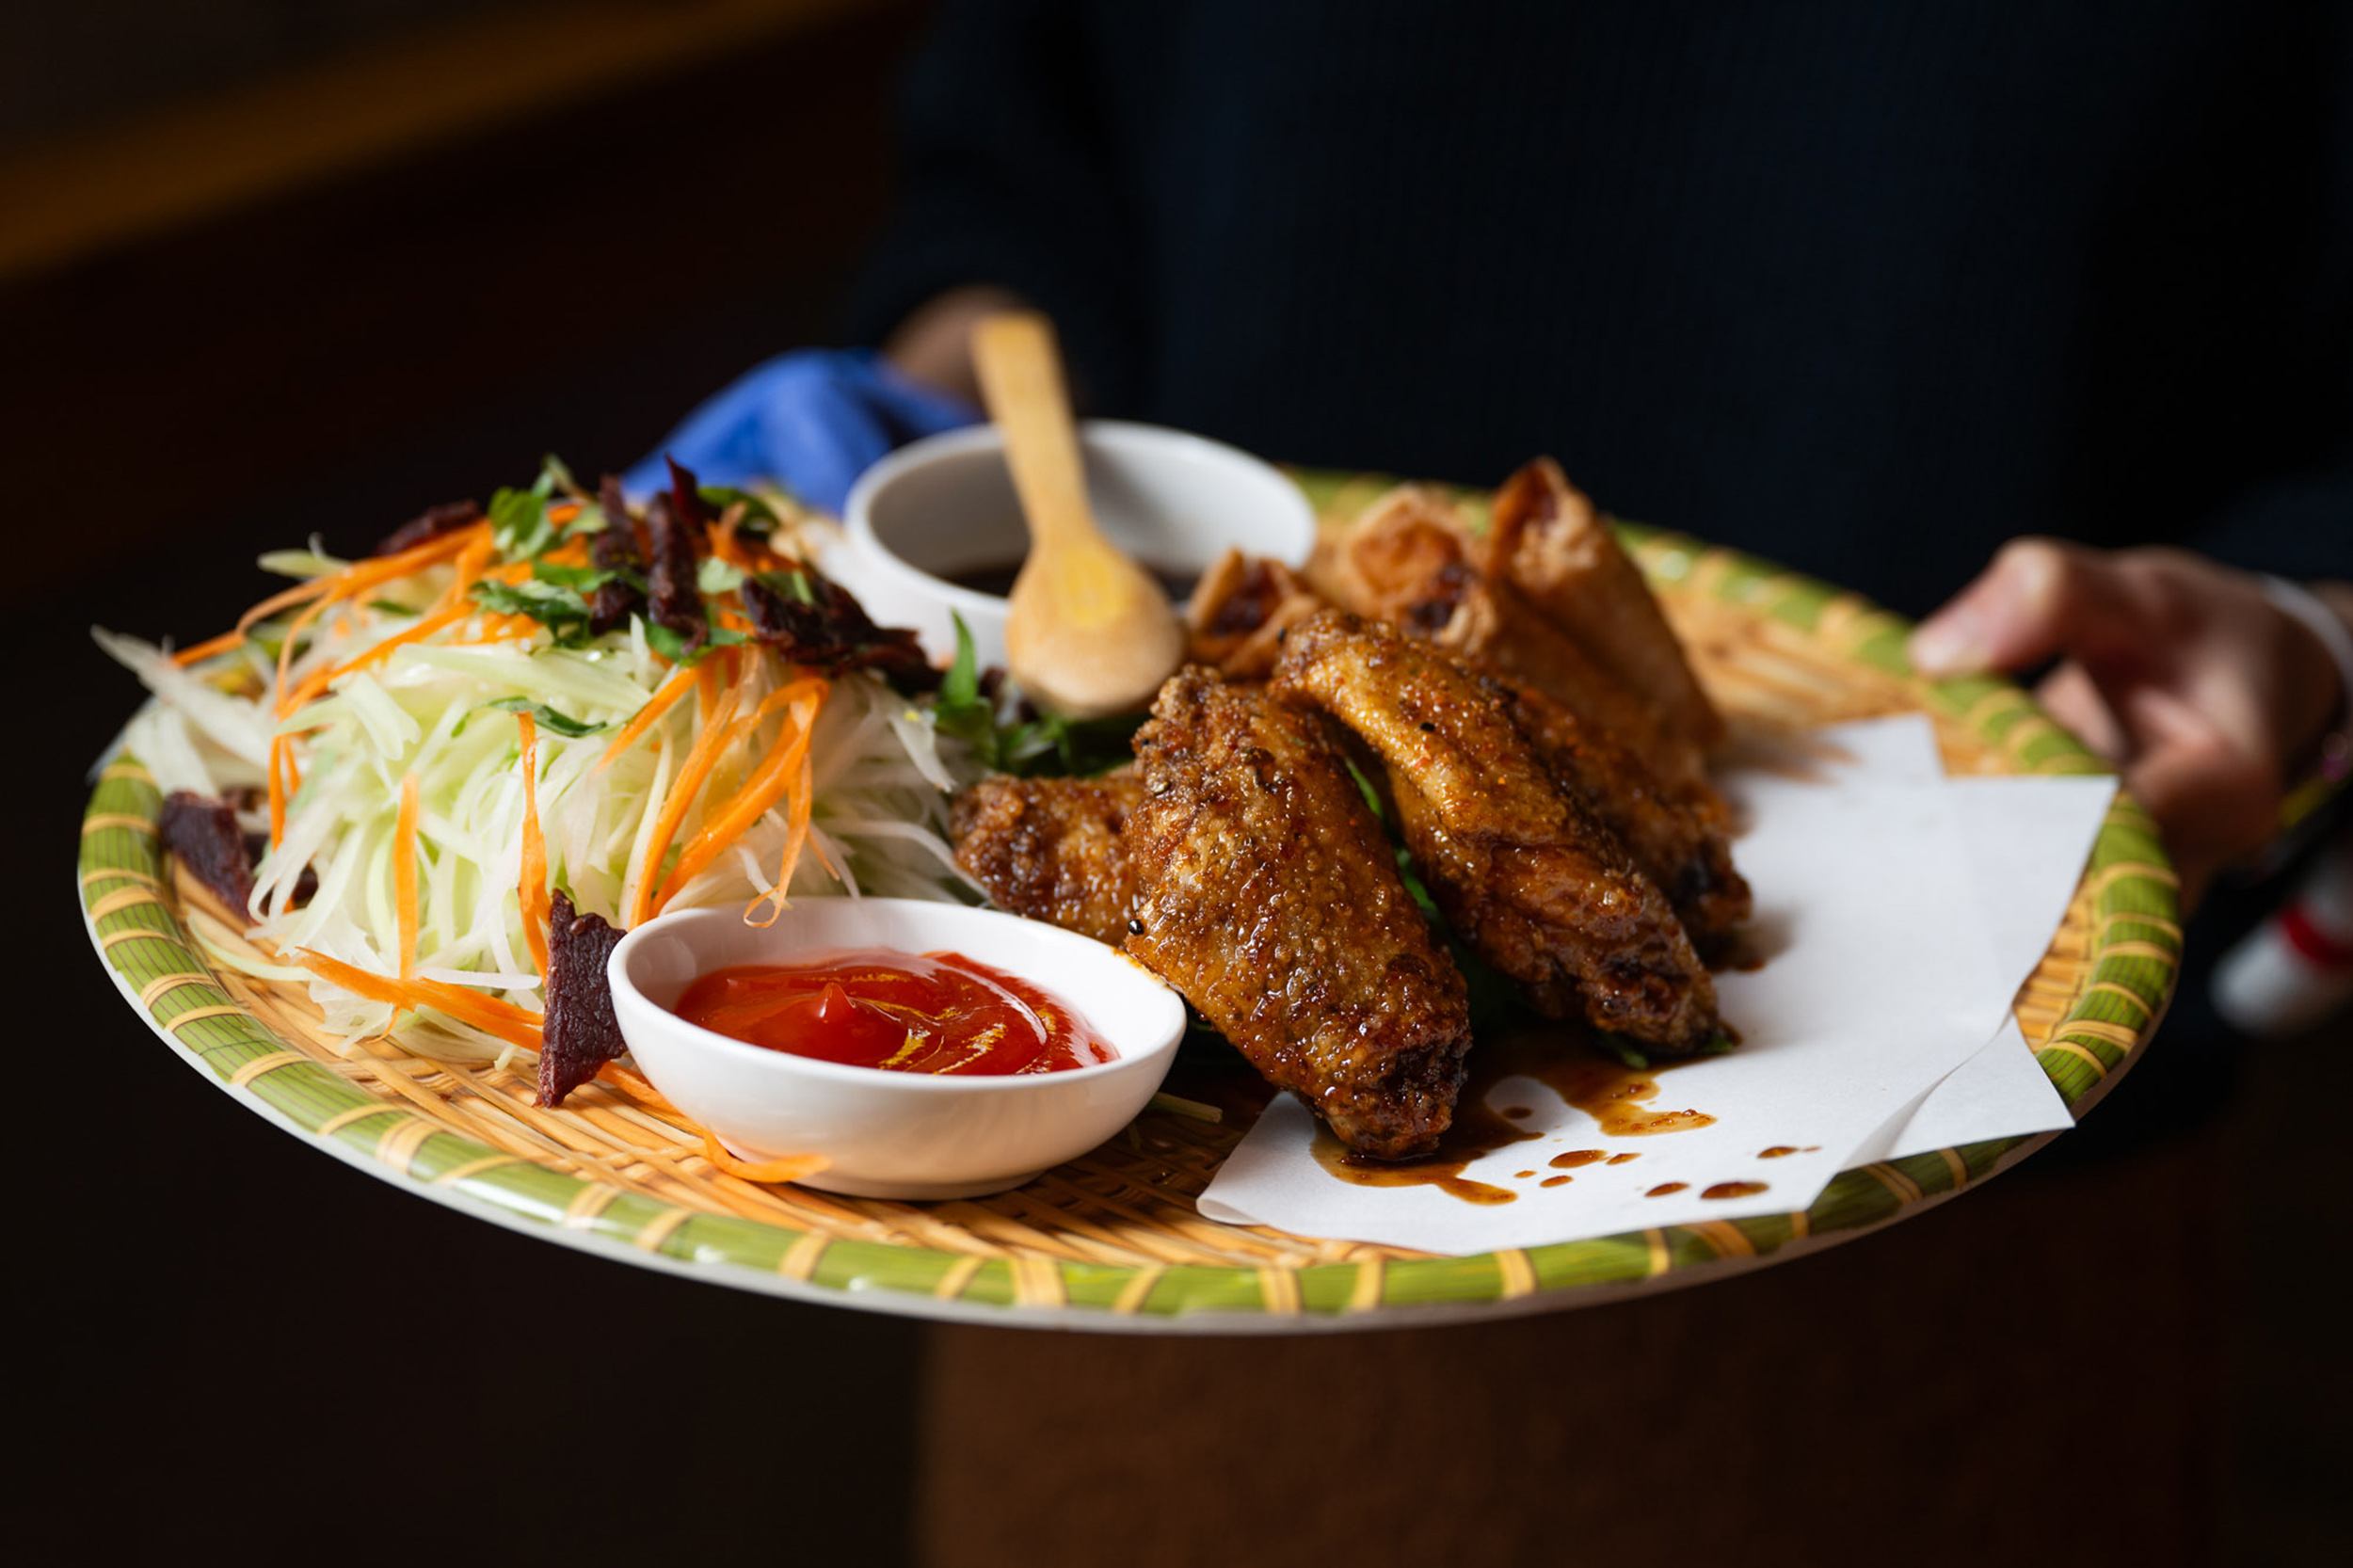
(95, 491, 988, 1058)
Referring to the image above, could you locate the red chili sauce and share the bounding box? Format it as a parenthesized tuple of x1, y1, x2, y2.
(674, 949, 1116, 1076)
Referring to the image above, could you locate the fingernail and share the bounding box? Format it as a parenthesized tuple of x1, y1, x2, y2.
(1909, 613, 1985, 676)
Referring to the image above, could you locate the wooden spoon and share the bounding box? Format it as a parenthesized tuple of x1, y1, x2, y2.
(972, 310, 1184, 719)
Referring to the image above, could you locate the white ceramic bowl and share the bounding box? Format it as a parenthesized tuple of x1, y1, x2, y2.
(606, 900, 1187, 1199)
(835, 420, 1317, 671)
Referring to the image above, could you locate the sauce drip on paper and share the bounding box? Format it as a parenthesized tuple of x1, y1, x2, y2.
(1311, 1032, 1717, 1205)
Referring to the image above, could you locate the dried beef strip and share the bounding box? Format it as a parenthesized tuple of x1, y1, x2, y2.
(666, 456, 716, 534)
(375, 500, 483, 556)
(741, 567, 938, 691)
(643, 492, 708, 654)
(538, 889, 629, 1107)
(589, 474, 648, 634)
(159, 792, 254, 914)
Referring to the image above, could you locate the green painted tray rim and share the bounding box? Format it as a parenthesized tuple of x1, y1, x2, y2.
(79, 509, 2180, 1333)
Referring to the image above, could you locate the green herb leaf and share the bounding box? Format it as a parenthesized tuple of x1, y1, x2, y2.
(926, 613, 1142, 777)
(534, 453, 578, 500)
(1344, 757, 1388, 822)
(481, 696, 610, 738)
(488, 486, 553, 560)
(643, 618, 748, 665)
(560, 504, 608, 538)
(1586, 1033, 1654, 1071)
(1345, 756, 1530, 1033)
(696, 557, 745, 596)
(698, 485, 784, 535)
(753, 566, 818, 605)
(532, 561, 618, 592)
(939, 614, 981, 711)
(471, 575, 598, 646)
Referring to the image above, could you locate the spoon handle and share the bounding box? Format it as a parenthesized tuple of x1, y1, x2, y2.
(970, 311, 1100, 555)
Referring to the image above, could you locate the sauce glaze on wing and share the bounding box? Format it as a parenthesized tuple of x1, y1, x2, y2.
(1124, 668, 1472, 1160)
(1488, 674, 1753, 952)
(1320, 483, 1703, 786)
(951, 772, 1143, 948)
(1273, 612, 1723, 1053)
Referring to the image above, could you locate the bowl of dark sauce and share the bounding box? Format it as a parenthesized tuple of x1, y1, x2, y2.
(840, 421, 1316, 672)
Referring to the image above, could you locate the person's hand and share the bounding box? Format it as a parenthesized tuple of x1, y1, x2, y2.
(621, 348, 977, 515)
(1910, 540, 2346, 907)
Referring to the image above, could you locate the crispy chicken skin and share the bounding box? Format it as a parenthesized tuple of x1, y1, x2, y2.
(1125, 669, 1472, 1159)
(1273, 613, 1721, 1052)
(1490, 675, 1753, 952)
(951, 772, 1143, 948)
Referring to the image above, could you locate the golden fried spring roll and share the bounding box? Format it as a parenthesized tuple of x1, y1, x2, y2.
(1183, 548, 1326, 680)
(1485, 457, 1725, 755)
(1322, 483, 1704, 786)
(1312, 485, 1477, 630)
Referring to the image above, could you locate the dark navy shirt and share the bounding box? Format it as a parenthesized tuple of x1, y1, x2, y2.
(852, 0, 2351, 617)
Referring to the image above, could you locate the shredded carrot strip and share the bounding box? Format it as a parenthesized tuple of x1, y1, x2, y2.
(695, 652, 724, 724)
(235, 522, 487, 633)
(658, 680, 827, 907)
(709, 509, 743, 566)
(480, 612, 538, 641)
(264, 525, 509, 712)
(169, 628, 248, 667)
(293, 950, 543, 1049)
(747, 734, 819, 929)
(517, 712, 551, 978)
(266, 734, 291, 847)
(631, 681, 744, 927)
(276, 599, 476, 718)
(596, 662, 698, 772)
(698, 1130, 830, 1185)
(395, 771, 422, 979)
(596, 1059, 686, 1118)
(274, 594, 332, 716)
(435, 533, 500, 612)
(235, 578, 334, 635)
(707, 508, 783, 576)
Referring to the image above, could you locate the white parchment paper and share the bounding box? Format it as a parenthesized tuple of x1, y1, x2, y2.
(1195, 717, 2117, 1255)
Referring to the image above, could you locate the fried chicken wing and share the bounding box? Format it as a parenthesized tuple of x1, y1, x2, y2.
(1273, 613, 1721, 1052)
(1126, 669, 1471, 1158)
(951, 772, 1143, 948)
(1491, 675, 1752, 952)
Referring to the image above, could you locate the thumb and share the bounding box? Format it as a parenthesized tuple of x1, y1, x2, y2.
(1910, 538, 2132, 678)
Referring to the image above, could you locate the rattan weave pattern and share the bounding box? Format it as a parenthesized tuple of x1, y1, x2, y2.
(78, 485, 2180, 1328)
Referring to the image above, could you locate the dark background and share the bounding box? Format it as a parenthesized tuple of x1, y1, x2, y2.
(8, 3, 2342, 1562)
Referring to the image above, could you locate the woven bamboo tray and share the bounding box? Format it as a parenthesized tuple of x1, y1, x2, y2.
(78, 472, 2181, 1331)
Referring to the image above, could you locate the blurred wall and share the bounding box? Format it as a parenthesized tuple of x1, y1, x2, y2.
(0, 0, 513, 144)
(1, 0, 925, 585)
